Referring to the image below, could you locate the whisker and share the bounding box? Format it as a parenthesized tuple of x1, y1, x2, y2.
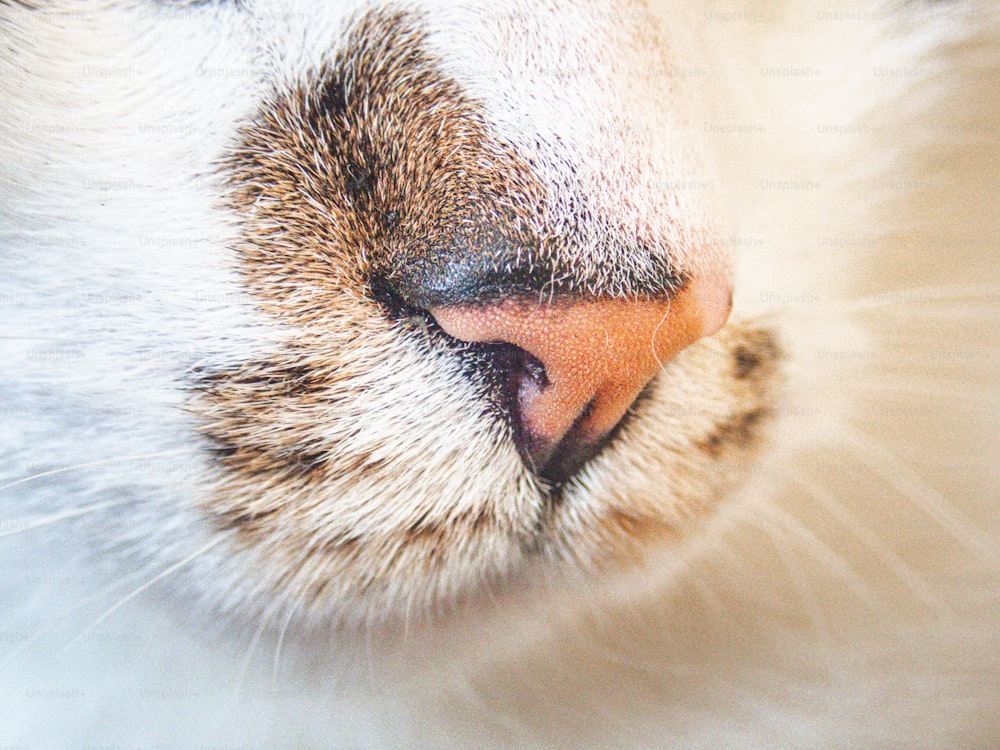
(272, 601, 300, 684)
(68, 537, 225, 648)
(680, 527, 749, 615)
(451, 669, 543, 746)
(684, 566, 725, 616)
(870, 340, 999, 358)
(839, 426, 998, 566)
(232, 601, 279, 705)
(848, 378, 998, 405)
(851, 306, 1000, 321)
(0, 335, 68, 341)
(0, 449, 193, 493)
(271, 562, 316, 684)
(1, 560, 160, 668)
(837, 283, 1000, 313)
(786, 469, 944, 612)
(754, 505, 832, 650)
(752, 502, 882, 614)
(0, 500, 115, 538)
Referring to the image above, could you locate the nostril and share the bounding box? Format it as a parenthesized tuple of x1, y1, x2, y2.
(521, 353, 548, 390)
(491, 346, 599, 484)
(493, 346, 552, 471)
(512, 351, 548, 430)
(369, 284, 561, 480)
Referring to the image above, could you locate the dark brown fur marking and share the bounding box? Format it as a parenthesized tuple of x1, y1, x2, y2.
(732, 329, 780, 380)
(698, 408, 769, 458)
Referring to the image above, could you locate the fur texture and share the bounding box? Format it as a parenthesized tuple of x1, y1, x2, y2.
(1, 0, 998, 747)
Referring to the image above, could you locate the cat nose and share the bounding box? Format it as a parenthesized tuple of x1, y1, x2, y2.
(430, 261, 732, 483)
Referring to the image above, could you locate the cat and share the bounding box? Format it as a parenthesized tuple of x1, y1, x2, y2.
(1, 0, 998, 747)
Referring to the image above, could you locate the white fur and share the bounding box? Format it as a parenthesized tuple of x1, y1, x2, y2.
(1, 0, 998, 747)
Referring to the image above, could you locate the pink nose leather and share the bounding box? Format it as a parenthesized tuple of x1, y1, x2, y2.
(431, 263, 732, 473)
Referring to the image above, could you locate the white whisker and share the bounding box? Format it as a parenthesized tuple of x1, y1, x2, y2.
(0, 500, 115, 538)
(2, 561, 160, 668)
(838, 284, 1000, 313)
(685, 568, 725, 616)
(753, 502, 882, 614)
(272, 578, 309, 684)
(872, 342, 999, 359)
(840, 426, 998, 565)
(232, 601, 280, 705)
(854, 306, 1000, 320)
(755, 506, 832, 649)
(0, 449, 193, 493)
(0, 335, 67, 341)
(69, 538, 225, 648)
(787, 469, 944, 613)
(849, 378, 998, 405)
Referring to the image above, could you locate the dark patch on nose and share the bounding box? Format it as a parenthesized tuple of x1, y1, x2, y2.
(374, 231, 555, 309)
(379, 231, 688, 311)
(228, 7, 688, 311)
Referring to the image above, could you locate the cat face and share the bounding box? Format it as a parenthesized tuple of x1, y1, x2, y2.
(1, 0, 779, 629)
(202, 2, 780, 626)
